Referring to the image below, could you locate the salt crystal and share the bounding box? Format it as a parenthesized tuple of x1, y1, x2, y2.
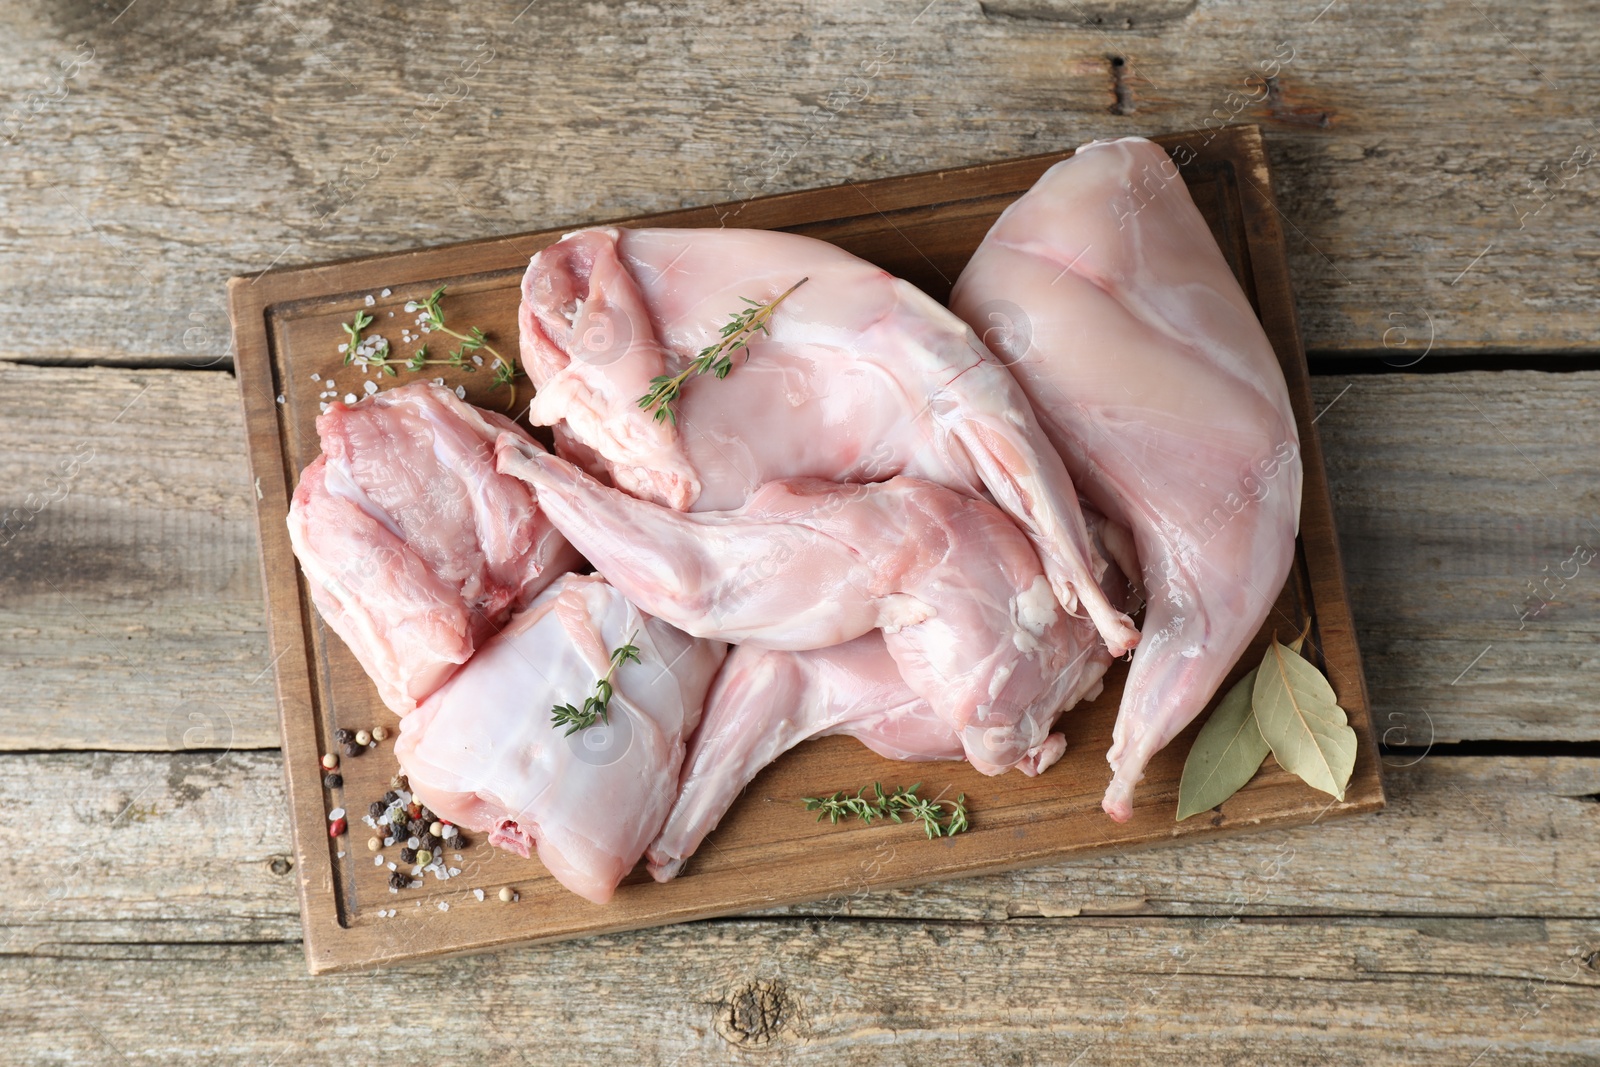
(336, 850, 346, 859)
(363, 380, 377, 395)
(344, 393, 357, 404)
(448, 867, 461, 877)
(374, 855, 384, 867)
(389, 887, 398, 894)
(387, 862, 397, 871)
(364, 294, 376, 306)
(442, 824, 458, 839)
(311, 372, 321, 381)
(320, 402, 331, 414)
(405, 301, 418, 312)
(275, 395, 285, 404)
(380, 288, 392, 297)
(455, 385, 466, 400)
(438, 901, 449, 912)
(473, 888, 485, 902)
(452, 854, 462, 862)
(337, 343, 348, 353)
(471, 355, 483, 366)
(328, 808, 345, 821)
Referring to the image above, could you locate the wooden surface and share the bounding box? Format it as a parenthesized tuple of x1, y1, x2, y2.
(3, 0, 1598, 1058)
(231, 125, 1382, 972)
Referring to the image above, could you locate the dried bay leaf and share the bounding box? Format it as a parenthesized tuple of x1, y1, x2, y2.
(1252, 637, 1357, 800)
(1176, 668, 1271, 821)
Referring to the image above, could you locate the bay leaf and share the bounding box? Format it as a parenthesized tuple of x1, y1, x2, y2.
(1176, 668, 1270, 821)
(1252, 638, 1357, 800)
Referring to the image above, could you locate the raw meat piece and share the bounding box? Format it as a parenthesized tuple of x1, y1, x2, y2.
(517, 225, 1139, 655)
(394, 573, 726, 904)
(497, 437, 1118, 776)
(646, 635, 967, 882)
(287, 382, 578, 715)
(948, 136, 1302, 821)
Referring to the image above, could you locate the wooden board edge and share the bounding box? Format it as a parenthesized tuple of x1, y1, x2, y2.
(226, 275, 347, 975)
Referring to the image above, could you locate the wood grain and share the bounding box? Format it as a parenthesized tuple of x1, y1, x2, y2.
(2, 753, 1593, 950)
(5, 365, 1598, 751)
(8, 919, 1598, 1064)
(1, 1, 1597, 365)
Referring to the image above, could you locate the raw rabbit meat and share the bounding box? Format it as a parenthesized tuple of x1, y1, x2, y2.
(517, 225, 1139, 655)
(286, 382, 578, 716)
(948, 136, 1302, 822)
(394, 573, 726, 904)
(646, 635, 967, 882)
(497, 437, 1119, 776)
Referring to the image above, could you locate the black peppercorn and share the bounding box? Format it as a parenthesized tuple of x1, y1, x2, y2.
(388, 871, 408, 890)
(419, 807, 436, 823)
(368, 801, 385, 820)
(383, 790, 399, 804)
(451, 834, 468, 849)
(399, 847, 417, 863)
(407, 819, 427, 837)
(323, 772, 343, 789)
(422, 833, 441, 851)
(342, 741, 361, 758)
(334, 728, 354, 745)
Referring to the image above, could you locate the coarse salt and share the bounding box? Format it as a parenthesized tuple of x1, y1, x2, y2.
(276, 395, 285, 404)
(328, 808, 345, 821)
(363, 380, 378, 395)
(473, 888, 485, 902)
(311, 372, 321, 381)
(344, 393, 357, 404)
(447, 867, 461, 877)
(374, 855, 384, 867)
(387, 862, 397, 871)
(364, 294, 376, 306)
(336, 850, 345, 859)
(380, 288, 392, 297)
(455, 385, 466, 400)
(438, 901, 449, 912)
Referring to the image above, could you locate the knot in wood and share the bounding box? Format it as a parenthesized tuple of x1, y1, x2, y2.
(715, 979, 792, 1048)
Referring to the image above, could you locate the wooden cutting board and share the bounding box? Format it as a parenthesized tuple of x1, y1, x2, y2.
(228, 124, 1383, 975)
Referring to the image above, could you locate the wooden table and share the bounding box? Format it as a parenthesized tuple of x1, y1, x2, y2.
(3, 0, 1596, 1061)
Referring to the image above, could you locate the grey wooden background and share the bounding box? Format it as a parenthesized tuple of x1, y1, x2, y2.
(2, 0, 1597, 1062)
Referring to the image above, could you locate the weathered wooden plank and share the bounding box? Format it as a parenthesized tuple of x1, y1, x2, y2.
(2, 752, 1591, 948)
(0, 362, 277, 750)
(1312, 371, 1600, 744)
(0, 0, 1597, 364)
(7, 919, 1598, 1064)
(5, 364, 1596, 749)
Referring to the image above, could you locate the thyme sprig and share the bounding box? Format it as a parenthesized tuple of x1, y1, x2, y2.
(802, 782, 970, 840)
(637, 276, 808, 426)
(550, 633, 642, 735)
(337, 287, 523, 409)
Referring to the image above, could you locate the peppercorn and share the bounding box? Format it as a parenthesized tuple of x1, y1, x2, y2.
(320, 753, 338, 770)
(422, 833, 441, 851)
(367, 837, 381, 852)
(399, 847, 417, 863)
(355, 729, 371, 746)
(498, 887, 514, 903)
(406, 802, 422, 820)
(342, 741, 361, 758)
(428, 820, 444, 838)
(452, 834, 469, 849)
(383, 790, 399, 804)
(372, 725, 389, 742)
(390, 774, 407, 791)
(368, 801, 386, 820)
(416, 849, 433, 866)
(407, 819, 427, 837)
(334, 728, 353, 745)
(388, 871, 409, 890)
(419, 806, 436, 823)
(323, 772, 343, 789)
(328, 817, 347, 838)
